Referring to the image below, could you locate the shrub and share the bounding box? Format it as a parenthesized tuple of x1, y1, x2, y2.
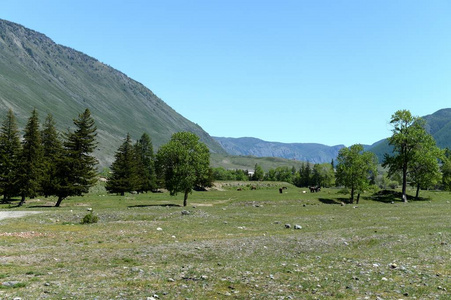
(81, 211, 98, 224)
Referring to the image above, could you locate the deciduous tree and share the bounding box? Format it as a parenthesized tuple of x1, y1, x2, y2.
(408, 133, 442, 198)
(383, 110, 438, 202)
(156, 132, 210, 207)
(336, 144, 377, 204)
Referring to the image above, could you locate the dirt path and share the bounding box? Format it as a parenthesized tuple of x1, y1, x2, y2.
(0, 211, 42, 221)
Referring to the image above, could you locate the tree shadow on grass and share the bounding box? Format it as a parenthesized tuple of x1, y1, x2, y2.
(128, 204, 181, 208)
(27, 205, 56, 208)
(368, 190, 428, 203)
(318, 197, 352, 205)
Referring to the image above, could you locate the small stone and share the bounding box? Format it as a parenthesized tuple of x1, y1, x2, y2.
(285, 224, 291, 229)
(294, 224, 302, 230)
(201, 275, 208, 280)
(181, 210, 190, 215)
(167, 278, 175, 282)
(156, 227, 163, 231)
(381, 277, 388, 281)
(390, 263, 398, 269)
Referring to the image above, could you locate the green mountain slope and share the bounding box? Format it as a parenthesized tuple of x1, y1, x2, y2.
(0, 19, 226, 167)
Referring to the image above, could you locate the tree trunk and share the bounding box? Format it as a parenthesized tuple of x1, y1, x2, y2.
(183, 190, 189, 207)
(415, 183, 420, 199)
(121, 191, 125, 196)
(18, 194, 26, 207)
(350, 187, 354, 204)
(55, 196, 65, 207)
(356, 193, 360, 204)
(402, 163, 408, 202)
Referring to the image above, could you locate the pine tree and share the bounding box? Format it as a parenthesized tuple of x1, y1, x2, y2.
(0, 109, 22, 202)
(54, 109, 98, 207)
(134, 133, 157, 193)
(41, 114, 63, 197)
(18, 109, 43, 206)
(106, 133, 138, 196)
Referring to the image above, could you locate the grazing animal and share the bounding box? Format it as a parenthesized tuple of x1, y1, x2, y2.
(309, 186, 321, 193)
(279, 188, 283, 194)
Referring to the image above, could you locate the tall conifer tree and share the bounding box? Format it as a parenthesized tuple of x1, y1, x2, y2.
(18, 109, 43, 206)
(54, 109, 98, 207)
(0, 109, 22, 202)
(134, 133, 156, 193)
(41, 114, 63, 197)
(106, 133, 138, 195)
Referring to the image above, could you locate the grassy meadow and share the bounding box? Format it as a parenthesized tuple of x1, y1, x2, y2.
(0, 182, 450, 299)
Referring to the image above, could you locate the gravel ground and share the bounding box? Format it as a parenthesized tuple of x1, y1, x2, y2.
(0, 211, 42, 221)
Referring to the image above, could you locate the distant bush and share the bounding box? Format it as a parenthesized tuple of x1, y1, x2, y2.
(81, 210, 98, 224)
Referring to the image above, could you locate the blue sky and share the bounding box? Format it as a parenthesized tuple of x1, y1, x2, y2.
(2, 0, 451, 146)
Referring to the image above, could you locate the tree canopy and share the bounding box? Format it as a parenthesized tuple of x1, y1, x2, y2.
(156, 132, 211, 207)
(383, 110, 441, 202)
(54, 109, 98, 207)
(336, 144, 377, 204)
(106, 133, 138, 196)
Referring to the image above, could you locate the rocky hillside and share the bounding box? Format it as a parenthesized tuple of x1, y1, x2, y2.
(0, 19, 226, 167)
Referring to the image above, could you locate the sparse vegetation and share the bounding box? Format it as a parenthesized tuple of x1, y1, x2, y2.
(0, 184, 450, 299)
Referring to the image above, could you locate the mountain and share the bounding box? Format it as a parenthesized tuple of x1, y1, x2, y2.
(214, 137, 345, 164)
(216, 108, 451, 165)
(0, 19, 226, 167)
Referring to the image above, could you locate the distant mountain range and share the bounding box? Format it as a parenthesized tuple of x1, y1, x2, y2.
(214, 137, 345, 164)
(215, 108, 451, 164)
(0, 19, 225, 167)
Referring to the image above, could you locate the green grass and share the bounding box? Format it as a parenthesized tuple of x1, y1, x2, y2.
(0, 183, 450, 299)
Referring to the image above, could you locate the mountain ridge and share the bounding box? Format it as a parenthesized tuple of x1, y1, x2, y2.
(214, 136, 346, 164)
(215, 108, 451, 164)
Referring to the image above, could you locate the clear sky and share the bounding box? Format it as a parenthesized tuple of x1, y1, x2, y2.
(1, 1, 451, 146)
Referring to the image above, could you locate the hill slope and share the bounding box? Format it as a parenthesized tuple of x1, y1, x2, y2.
(0, 19, 226, 167)
(214, 137, 345, 164)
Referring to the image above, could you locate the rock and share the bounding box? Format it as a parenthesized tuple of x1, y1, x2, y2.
(2, 281, 20, 287)
(294, 224, 302, 230)
(156, 227, 163, 231)
(167, 278, 175, 282)
(181, 210, 190, 215)
(285, 224, 291, 229)
(390, 263, 398, 269)
(381, 277, 388, 281)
